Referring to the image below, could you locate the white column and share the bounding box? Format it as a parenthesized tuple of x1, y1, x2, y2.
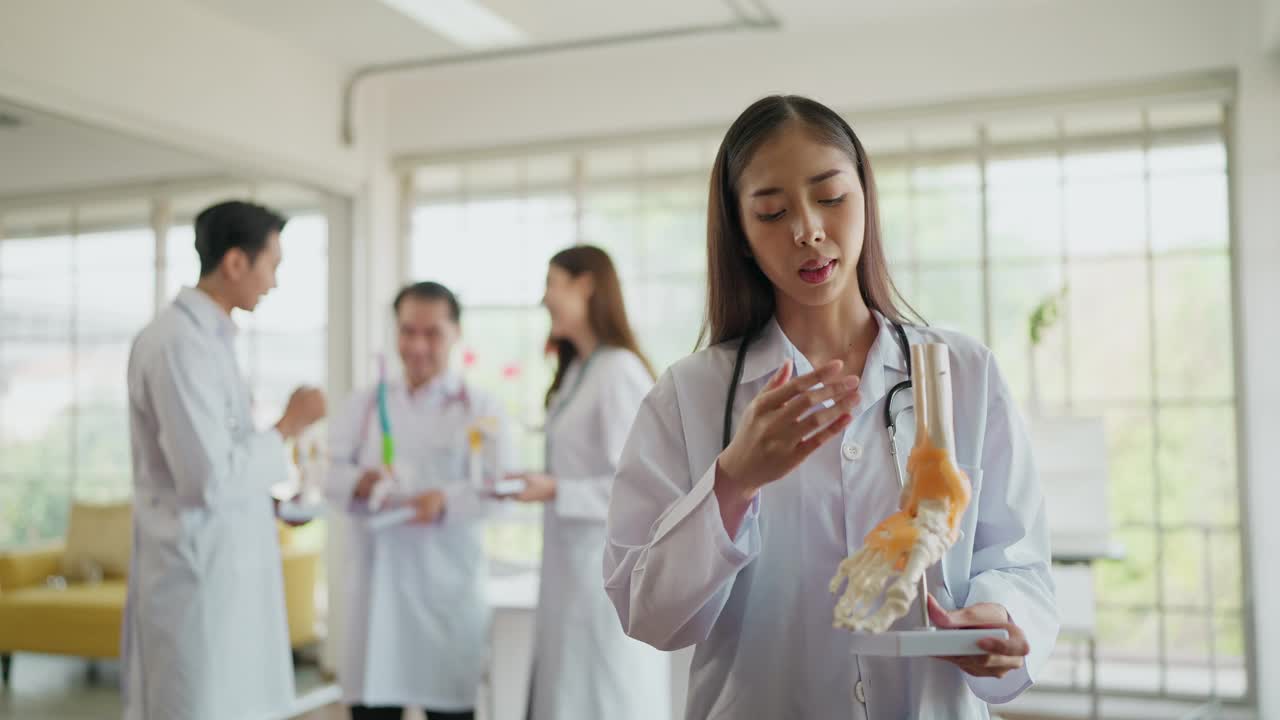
(150, 196, 172, 314)
(1264, 0, 1280, 53)
(397, 171, 415, 283)
(323, 74, 400, 676)
(325, 192, 356, 404)
(1231, 4, 1280, 714)
(320, 191, 355, 675)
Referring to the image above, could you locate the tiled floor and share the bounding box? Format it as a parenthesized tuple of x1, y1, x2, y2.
(0, 654, 350, 720)
(297, 706, 430, 720)
(4, 654, 1246, 720)
(0, 655, 123, 720)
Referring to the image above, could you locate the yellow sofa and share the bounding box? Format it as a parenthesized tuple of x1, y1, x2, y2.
(0, 534, 319, 686)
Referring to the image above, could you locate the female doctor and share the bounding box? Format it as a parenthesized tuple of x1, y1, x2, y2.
(508, 245, 671, 720)
(604, 96, 1058, 719)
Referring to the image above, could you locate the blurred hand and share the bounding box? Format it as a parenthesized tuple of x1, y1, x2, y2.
(275, 386, 327, 439)
(410, 490, 447, 524)
(927, 595, 1029, 678)
(352, 469, 382, 500)
(272, 494, 312, 528)
(510, 472, 556, 503)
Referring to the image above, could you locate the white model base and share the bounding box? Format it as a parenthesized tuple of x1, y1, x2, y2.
(846, 628, 1009, 657)
(367, 506, 417, 531)
(277, 499, 324, 524)
(489, 478, 527, 497)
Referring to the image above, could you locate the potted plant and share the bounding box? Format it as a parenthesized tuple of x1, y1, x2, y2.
(1027, 286, 1067, 416)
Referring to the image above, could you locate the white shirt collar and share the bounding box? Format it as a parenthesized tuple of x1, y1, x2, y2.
(737, 311, 908, 385)
(175, 287, 238, 340)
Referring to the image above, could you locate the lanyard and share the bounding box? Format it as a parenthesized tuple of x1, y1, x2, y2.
(544, 351, 599, 472)
(352, 379, 471, 464)
(546, 350, 599, 428)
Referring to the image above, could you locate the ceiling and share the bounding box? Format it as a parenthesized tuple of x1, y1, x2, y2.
(0, 98, 325, 237)
(187, 0, 1057, 69)
(0, 0, 1069, 201)
(0, 99, 222, 200)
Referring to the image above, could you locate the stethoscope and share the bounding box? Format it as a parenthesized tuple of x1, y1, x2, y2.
(721, 321, 916, 490)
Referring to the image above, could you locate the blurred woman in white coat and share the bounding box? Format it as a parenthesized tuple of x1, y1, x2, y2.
(604, 96, 1058, 719)
(508, 246, 671, 720)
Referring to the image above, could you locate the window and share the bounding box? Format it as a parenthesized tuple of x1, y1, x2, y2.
(0, 200, 157, 545)
(879, 116, 1241, 699)
(73, 225, 154, 502)
(1, 227, 80, 545)
(0, 196, 329, 551)
(408, 94, 1245, 701)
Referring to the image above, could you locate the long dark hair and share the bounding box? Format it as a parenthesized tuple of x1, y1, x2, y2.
(545, 245, 656, 407)
(699, 95, 919, 347)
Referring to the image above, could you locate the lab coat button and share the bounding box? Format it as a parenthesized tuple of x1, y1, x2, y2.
(855, 679, 866, 704)
(842, 442, 863, 461)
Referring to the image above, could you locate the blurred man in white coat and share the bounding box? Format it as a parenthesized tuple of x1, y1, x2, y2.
(123, 200, 326, 720)
(328, 282, 513, 720)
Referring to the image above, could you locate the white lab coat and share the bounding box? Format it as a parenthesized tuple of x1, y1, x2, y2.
(328, 373, 512, 710)
(605, 314, 1059, 720)
(531, 347, 671, 720)
(122, 287, 295, 720)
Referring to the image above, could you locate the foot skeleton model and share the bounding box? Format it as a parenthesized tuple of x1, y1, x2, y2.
(830, 343, 972, 633)
(293, 442, 325, 504)
(277, 441, 326, 524)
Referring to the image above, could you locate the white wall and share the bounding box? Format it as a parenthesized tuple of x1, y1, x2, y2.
(1265, 0, 1280, 54)
(384, 0, 1240, 154)
(0, 0, 360, 194)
